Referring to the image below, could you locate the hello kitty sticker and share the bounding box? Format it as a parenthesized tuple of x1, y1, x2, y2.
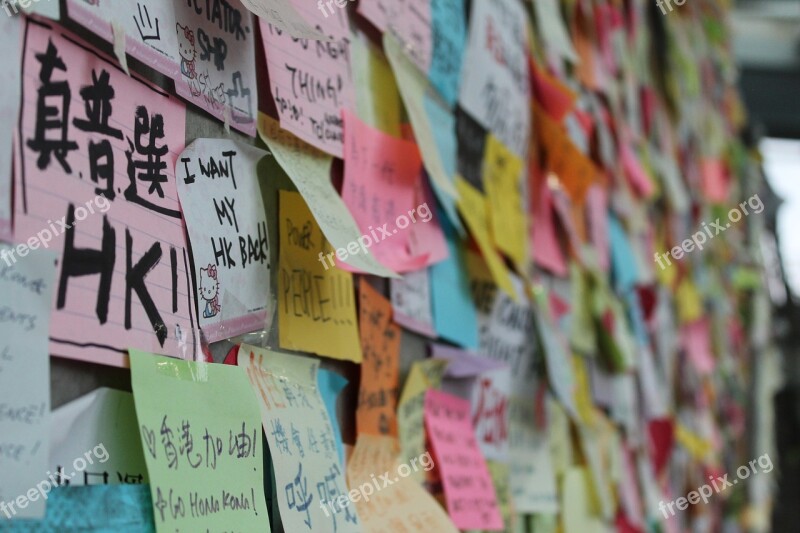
(177, 140, 273, 342)
(67, 0, 259, 135)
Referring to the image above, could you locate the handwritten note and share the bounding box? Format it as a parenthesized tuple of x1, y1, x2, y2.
(433, 344, 511, 462)
(67, 0, 259, 134)
(51, 388, 148, 486)
(455, 178, 517, 300)
(424, 388, 503, 530)
(508, 397, 558, 513)
(342, 110, 430, 272)
(466, 252, 536, 394)
(357, 279, 401, 436)
(238, 345, 360, 533)
(14, 20, 194, 367)
(397, 359, 448, 481)
(260, 113, 397, 278)
(346, 434, 459, 533)
(177, 140, 271, 342)
(0, 247, 55, 519)
(278, 190, 362, 362)
(459, 0, 530, 156)
(483, 134, 527, 269)
(239, 0, 326, 40)
(260, 9, 354, 156)
(390, 269, 436, 337)
(130, 350, 267, 532)
(0, 16, 21, 241)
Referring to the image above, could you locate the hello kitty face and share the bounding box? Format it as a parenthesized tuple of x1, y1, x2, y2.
(176, 23, 196, 62)
(199, 267, 219, 302)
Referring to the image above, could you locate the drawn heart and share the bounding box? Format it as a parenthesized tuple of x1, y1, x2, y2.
(141, 425, 157, 459)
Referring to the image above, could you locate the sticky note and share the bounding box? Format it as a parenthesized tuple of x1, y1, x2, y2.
(51, 388, 148, 485)
(67, 0, 259, 134)
(434, 345, 512, 462)
(459, 0, 531, 156)
(177, 140, 272, 342)
(0, 246, 56, 518)
(357, 280, 401, 437)
(238, 345, 360, 533)
(318, 369, 348, 465)
(238, 0, 326, 40)
(260, 113, 397, 279)
(483, 134, 527, 269)
(508, 397, 558, 513)
(456, 177, 517, 300)
(260, 9, 353, 156)
(424, 388, 503, 530)
(14, 20, 194, 367)
(129, 350, 267, 532)
(342, 110, 430, 273)
(430, 212, 480, 349)
(278, 190, 362, 362)
(391, 269, 436, 337)
(346, 434, 459, 532)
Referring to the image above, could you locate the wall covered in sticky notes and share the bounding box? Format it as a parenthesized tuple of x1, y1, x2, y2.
(0, 0, 779, 531)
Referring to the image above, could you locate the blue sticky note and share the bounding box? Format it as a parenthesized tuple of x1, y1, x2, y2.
(0, 484, 155, 532)
(609, 215, 639, 293)
(429, 0, 467, 107)
(317, 368, 348, 465)
(423, 94, 464, 236)
(430, 212, 479, 349)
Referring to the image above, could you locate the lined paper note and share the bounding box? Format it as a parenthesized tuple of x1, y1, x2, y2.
(260, 8, 354, 156)
(14, 20, 195, 367)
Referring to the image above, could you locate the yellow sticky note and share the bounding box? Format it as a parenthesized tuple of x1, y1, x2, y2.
(676, 279, 703, 324)
(484, 134, 527, 270)
(351, 33, 402, 137)
(561, 467, 607, 533)
(573, 355, 595, 426)
(675, 423, 713, 460)
(456, 177, 517, 301)
(278, 191, 362, 362)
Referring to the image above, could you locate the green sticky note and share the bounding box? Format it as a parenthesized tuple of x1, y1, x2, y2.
(129, 350, 269, 533)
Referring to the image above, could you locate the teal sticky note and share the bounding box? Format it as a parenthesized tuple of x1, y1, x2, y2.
(430, 212, 479, 349)
(0, 484, 155, 532)
(429, 0, 467, 107)
(423, 94, 464, 236)
(609, 216, 639, 293)
(318, 368, 348, 464)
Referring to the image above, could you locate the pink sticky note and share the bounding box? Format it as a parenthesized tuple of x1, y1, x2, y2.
(14, 19, 194, 367)
(341, 110, 436, 273)
(424, 389, 504, 531)
(586, 184, 610, 271)
(260, 5, 355, 157)
(701, 158, 729, 203)
(681, 319, 715, 375)
(358, 0, 389, 31)
(621, 143, 654, 198)
(531, 175, 568, 276)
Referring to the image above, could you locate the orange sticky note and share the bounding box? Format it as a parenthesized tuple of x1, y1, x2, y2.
(357, 279, 402, 436)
